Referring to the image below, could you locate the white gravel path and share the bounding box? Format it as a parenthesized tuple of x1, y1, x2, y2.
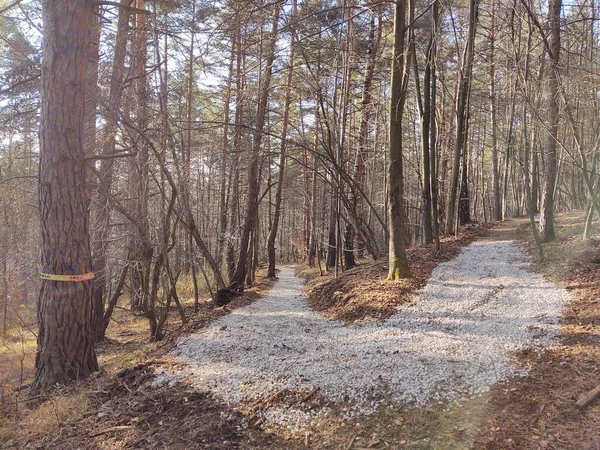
(155, 240, 570, 431)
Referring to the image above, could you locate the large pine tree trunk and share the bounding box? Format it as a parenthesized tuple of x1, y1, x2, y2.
(32, 0, 98, 395)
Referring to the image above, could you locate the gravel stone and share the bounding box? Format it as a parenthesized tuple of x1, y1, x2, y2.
(155, 240, 569, 429)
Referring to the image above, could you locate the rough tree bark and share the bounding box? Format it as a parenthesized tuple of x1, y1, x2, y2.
(32, 0, 98, 395)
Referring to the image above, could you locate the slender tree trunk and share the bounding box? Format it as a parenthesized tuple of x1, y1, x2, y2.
(387, 0, 412, 280)
(459, 122, 471, 225)
(232, 4, 281, 286)
(412, 30, 433, 244)
(183, 1, 196, 275)
(326, 190, 337, 269)
(489, 0, 501, 221)
(90, 0, 132, 342)
(129, 0, 153, 319)
(446, 0, 478, 233)
(227, 25, 243, 282)
(218, 23, 235, 270)
(32, 0, 98, 395)
(345, 6, 382, 264)
(339, 0, 356, 270)
(1, 232, 7, 338)
(430, 0, 441, 250)
(267, 0, 296, 278)
(523, 100, 544, 262)
(308, 102, 320, 267)
(539, 0, 562, 242)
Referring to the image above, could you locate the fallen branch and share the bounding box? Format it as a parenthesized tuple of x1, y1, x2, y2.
(576, 384, 600, 409)
(248, 387, 288, 412)
(285, 387, 320, 410)
(90, 425, 133, 437)
(345, 433, 359, 450)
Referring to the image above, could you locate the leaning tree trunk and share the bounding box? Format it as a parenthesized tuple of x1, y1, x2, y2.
(90, 0, 132, 343)
(346, 6, 383, 261)
(32, 0, 98, 396)
(387, 0, 412, 280)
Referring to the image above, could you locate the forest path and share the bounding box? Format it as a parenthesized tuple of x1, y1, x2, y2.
(159, 238, 570, 432)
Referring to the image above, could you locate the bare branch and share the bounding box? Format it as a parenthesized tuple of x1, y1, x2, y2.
(86, 151, 137, 161)
(93, 1, 150, 15)
(0, 0, 25, 15)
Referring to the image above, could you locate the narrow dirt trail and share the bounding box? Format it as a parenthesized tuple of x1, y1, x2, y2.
(157, 238, 570, 433)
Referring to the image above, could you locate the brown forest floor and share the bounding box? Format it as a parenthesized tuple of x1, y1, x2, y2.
(1, 213, 599, 449)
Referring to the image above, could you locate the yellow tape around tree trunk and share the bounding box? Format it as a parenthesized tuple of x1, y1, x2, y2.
(40, 272, 95, 282)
